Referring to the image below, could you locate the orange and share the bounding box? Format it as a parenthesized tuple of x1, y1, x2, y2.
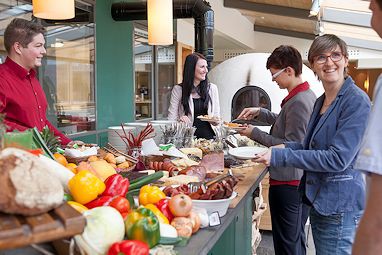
(66, 163, 77, 174)
(54, 153, 68, 166)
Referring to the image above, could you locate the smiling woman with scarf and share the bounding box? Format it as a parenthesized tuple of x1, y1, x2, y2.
(237, 45, 316, 255)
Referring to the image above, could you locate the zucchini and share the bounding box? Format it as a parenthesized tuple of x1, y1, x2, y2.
(129, 171, 164, 190)
(159, 236, 182, 245)
(159, 236, 189, 246)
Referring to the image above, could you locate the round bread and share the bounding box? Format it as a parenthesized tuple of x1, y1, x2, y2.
(0, 148, 64, 215)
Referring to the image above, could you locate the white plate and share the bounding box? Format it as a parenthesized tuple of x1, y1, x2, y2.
(228, 146, 267, 159)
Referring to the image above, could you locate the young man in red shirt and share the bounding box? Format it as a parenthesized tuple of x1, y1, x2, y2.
(0, 18, 71, 145)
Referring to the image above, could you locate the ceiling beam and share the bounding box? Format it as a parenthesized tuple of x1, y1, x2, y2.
(322, 7, 371, 28)
(224, 0, 316, 20)
(254, 25, 316, 40)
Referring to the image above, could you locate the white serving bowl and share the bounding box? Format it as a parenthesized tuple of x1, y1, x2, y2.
(192, 192, 237, 217)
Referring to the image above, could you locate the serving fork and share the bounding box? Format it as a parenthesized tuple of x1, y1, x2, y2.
(188, 169, 234, 193)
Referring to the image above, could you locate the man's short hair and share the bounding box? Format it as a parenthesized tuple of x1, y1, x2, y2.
(4, 18, 45, 53)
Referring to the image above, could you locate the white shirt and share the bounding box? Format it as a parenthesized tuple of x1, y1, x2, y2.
(356, 74, 382, 174)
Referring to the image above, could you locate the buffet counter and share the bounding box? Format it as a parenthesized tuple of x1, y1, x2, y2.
(175, 163, 268, 255)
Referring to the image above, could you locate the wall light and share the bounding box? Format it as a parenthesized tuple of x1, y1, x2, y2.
(364, 72, 369, 93)
(32, 0, 75, 20)
(147, 0, 173, 45)
(309, 0, 321, 17)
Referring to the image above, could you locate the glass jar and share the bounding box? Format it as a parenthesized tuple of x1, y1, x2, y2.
(128, 146, 142, 160)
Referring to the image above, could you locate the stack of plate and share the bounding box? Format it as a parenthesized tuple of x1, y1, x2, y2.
(108, 126, 136, 152)
(124, 122, 148, 134)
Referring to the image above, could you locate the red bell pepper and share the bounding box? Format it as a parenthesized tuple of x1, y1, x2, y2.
(102, 174, 130, 197)
(155, 198, 174, 222)
(85, 195, 130, 215)
(107, 240, 149, 255)
(85, 196, 113, 209)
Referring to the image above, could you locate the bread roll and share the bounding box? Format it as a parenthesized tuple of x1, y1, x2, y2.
(0, 148, 64, 215)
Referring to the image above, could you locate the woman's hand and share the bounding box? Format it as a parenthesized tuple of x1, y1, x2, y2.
(237, 107, 260, 120)
(252, 148, 272, 166)
(179, 116, 191, 124)
(238, 125, 254, 138)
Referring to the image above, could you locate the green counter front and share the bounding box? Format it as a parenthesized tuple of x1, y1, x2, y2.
(175, 164, 268, 255)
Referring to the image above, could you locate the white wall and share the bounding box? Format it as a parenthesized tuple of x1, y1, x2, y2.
(208, 53, 324, 121)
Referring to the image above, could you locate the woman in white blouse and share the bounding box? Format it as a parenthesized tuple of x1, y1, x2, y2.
(168, 52, 220, 139)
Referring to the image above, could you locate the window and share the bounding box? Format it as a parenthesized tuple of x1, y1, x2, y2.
(0, 1, 95, 135)
(134, 22, 175, 120)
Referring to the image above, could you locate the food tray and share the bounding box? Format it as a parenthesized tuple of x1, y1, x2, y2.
(0, 203, 86, 250)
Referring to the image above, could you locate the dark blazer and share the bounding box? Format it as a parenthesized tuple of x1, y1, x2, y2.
(271, 77, 371, 215)
(251, 88, 316, 181)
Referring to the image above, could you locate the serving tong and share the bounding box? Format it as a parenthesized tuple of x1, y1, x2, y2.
(103, 143, 139, 164)
(188, 169, 234, 193)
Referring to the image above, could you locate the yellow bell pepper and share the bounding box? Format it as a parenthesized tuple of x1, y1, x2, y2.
(68, 170, 106, 204)
(144, 204, 169, 224)
(138, 185, 166, 206)
(67, 201, 88, 214)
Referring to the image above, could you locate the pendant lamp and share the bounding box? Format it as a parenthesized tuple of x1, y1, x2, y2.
(147, 0, 173, 45)
(32, 0, 75, 20)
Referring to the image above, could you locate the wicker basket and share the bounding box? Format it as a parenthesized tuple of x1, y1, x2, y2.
(65, 155, 99, 165)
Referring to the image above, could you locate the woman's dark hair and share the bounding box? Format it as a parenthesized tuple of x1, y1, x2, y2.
(4, 18, 45, 54)
(181, 52, 210, 116)
(266, 45, 303, 76)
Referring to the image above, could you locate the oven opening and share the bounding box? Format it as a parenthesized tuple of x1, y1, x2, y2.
(231, 86, 272, 126)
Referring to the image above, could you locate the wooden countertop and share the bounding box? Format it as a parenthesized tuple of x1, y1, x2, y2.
(229, 163, 268, 209)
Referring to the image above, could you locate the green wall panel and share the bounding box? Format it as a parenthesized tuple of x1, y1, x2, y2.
(96, 1, 135, 130)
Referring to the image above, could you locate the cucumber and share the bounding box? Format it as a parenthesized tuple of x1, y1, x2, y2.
(126, 188, 140, 197)
(129, 171, 164, 190)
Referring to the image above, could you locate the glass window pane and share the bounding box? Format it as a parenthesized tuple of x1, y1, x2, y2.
(134, 24, 153, 120)
(0, 1, 95, 135)
(157, 46, 175, 119)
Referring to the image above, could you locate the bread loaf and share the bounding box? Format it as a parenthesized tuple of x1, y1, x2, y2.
(0, 148, 64, 215)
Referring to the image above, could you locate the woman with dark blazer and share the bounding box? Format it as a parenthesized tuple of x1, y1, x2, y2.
(237, 45, 316, 255)
(254, 35, 371, 255)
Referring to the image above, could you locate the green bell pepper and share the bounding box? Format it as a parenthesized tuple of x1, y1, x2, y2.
(125, 207, 160, 248)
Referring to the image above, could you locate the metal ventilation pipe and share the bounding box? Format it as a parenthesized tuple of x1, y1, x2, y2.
(111, 0, 214, 67)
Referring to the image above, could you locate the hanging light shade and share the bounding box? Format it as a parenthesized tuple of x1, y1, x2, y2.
(147, 0, 173, 45)
(309, 0, 321, 17)
(32, 0, 75, 20)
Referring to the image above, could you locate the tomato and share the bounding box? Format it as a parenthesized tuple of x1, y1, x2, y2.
(109, 196, 130, 214)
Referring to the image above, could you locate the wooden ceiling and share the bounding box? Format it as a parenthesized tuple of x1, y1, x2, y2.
(223, 0, 319, 39)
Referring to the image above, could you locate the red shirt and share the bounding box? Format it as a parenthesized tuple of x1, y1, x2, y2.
(0, 57, 71, 145)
